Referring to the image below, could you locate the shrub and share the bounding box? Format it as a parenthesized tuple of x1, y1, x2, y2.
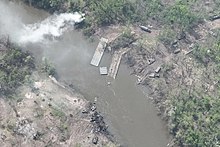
(170, 91, 220, 146)
(0, 46, 35, 95)
(41, 58, 56, 77)
(163, 1, 200, 30)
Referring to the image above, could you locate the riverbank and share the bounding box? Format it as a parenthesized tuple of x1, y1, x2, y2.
(0, 39, 118, 146)
(0, 1, 169, 147)
(100, 17, 220, 146)
(7, 0, 220, 146)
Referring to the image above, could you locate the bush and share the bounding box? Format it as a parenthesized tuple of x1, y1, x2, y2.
(41, 58, 57, 77)
(0, 46, 35, 95)
(170, 91, 220, 146)
(163, 1, 200, 30)
(193, 30, 220, 64)
(110, 27, 135, 51)
(158, 27, 176, 46)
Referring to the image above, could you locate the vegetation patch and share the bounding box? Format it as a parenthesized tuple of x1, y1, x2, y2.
(0, 44, 35, 95)
(40, 57, 57, 77)
(193, 29, 220, 64)
(163, 1, 201, 30)
(170, 90, 220, 146)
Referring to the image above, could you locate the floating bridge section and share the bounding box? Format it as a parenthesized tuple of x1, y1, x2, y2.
(90, 38, 108, 66)
(108, 48, 130, 79)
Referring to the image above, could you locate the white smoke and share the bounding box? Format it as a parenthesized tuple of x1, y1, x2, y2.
(0, 1, 24, 39)
(18, 12, 85, 43)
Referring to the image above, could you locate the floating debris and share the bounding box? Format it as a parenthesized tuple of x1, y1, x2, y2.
(99, 67, 108, 75)
(107, 82, 111, 86)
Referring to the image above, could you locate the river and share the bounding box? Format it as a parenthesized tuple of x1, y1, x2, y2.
(0, 1, 170, 146)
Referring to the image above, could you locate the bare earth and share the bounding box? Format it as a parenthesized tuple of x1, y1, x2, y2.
(0, 72, 117, 147)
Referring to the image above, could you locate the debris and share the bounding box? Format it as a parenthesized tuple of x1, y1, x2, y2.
(91, 105, 96, 111)
(189, 43, 194, 49)
(82, 109, 88, 114)
(139, 25, 152, 33)
(209, 15, 220, 21)
(155, 73, 160, 78)
(136, 78, 141, 85)
(147, 25, 153, 28)
(149, 73, 160, 78)
(171, 40, 178, 48)
(177, 31, 186, 40)
(173, 49, 181, 54)
(188, 28, 201, 40)
(172, 40, 178, 45)
(33, 131, 42, 140)
(92, 136, 98, 144)
(155, 67, 161, 73)
(99, 67, 108, 75)
(209, 31, 217, 37)
(185, 50, 194, 55)
(147, 58, 155, 65)
(149, 73, 155, 78)
(14, 118, 36, 139)
(107, 46, 111, 52)
(49, 76, 65, 88)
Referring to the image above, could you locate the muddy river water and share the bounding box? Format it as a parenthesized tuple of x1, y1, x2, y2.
(0, 1, 170, 146)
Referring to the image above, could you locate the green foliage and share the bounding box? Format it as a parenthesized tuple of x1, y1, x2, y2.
(110, 28, 135, 51)
(134, 0, 163, 22)
(51, 106, 67, 123)
(0, 46, 35, 95)
(193, 30, 220, 64)
(28, 0, 63, 12)
(74, 143, 82, 147)
(41, 58, 56, 77)
(163, 1, 200, 30)
(170, 91, 220, 146)
(158, 27, 176, 46)
(28, 0, 203, 36)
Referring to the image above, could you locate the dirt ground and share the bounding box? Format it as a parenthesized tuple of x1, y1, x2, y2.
(0, 71, 118, 147)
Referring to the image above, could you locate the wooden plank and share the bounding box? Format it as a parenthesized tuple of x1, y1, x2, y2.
(90, 38, 108, 66)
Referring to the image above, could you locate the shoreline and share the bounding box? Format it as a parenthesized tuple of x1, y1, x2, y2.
(6, 0, 220, 146)
(0, 36, 119, 146)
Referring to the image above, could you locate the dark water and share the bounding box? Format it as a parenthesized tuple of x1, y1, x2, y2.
(0, 1, 170, 146)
